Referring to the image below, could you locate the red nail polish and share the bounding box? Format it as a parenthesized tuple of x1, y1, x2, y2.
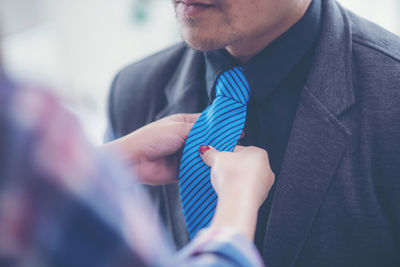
(240, 131, 245, 139)
(199, 145, 210, 155)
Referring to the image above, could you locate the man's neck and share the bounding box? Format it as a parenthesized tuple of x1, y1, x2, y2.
(226, 0, 312, 63)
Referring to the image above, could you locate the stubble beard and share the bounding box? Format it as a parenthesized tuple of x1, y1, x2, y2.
(176, 13, 242, 52)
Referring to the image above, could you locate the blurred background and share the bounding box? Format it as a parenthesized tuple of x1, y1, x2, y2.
(1, 0, 400, 145)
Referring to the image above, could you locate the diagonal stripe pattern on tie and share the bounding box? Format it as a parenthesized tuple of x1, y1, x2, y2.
(179, 67, 251, 239)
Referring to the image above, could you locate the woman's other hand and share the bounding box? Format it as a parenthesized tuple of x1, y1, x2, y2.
(102, 113, 200, 185)
(200, 145, 275, 240)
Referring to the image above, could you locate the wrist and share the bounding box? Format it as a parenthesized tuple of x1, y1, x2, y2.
(210, 195, 259, 241)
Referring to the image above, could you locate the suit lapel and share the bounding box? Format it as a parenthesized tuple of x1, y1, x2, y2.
(155, 49, 206, 119)
(263, 87, 350, 266)
(264, 0, 355, 265)
(154, 48, 207, 248)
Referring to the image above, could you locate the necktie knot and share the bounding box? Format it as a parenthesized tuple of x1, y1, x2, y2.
(215, 67, 251, 104)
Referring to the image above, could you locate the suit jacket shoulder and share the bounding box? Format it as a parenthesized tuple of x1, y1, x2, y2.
(349, 10, 400, 62)
(347, 10, 400, 132)
(107, 42, 190, 138)
(348, 9, 400, 95)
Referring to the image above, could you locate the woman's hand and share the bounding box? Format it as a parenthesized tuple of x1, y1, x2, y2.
(200, 145, 275, 240)
(102, 113, 200, 185)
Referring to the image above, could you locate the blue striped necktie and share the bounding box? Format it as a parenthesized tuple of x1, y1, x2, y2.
(179, 67, 251, 238)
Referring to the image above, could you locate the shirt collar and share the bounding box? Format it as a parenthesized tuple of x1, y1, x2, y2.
(204, 0, 322, 103)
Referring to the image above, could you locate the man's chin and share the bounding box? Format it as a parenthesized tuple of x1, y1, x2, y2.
(182, 36, 227, 52)
(179, 28, 241, 52)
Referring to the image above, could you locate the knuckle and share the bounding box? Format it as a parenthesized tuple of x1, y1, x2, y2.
(178, 121, 186, 128)
(173, 113, 184, 121)
(270, 171, 276, 181)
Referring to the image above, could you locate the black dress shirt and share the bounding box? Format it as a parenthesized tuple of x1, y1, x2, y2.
(203, 0, 322, 252)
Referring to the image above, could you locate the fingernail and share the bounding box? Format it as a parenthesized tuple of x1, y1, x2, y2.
(240, 131, 245, 139)
(199, 145, 210, 155)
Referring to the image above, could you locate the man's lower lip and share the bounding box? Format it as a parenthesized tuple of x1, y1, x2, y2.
(177, 3, 213, 16)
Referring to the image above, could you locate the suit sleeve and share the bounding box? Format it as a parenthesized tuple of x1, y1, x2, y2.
(104, 71, 121, 142)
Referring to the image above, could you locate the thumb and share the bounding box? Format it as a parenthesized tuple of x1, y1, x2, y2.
(199, 145, 218, 167)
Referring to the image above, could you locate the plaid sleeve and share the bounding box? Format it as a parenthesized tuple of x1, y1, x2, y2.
(172, 228, 265, 267)
(0, 86, 172, 267)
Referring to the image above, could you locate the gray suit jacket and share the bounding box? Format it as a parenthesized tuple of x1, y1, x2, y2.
(107, 0, 400, 266)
